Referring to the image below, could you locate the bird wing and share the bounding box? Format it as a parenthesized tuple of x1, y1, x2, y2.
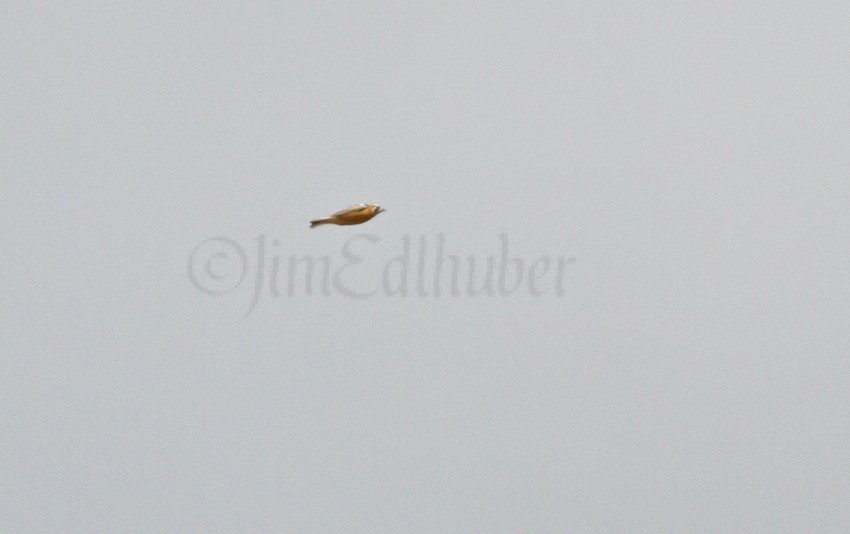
(331, 204, 370, 217)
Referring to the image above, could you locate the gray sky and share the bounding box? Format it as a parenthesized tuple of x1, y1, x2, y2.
(3, 2, 849, 532)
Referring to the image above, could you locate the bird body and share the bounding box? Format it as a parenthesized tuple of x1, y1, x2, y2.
(310, 204, 385, 227)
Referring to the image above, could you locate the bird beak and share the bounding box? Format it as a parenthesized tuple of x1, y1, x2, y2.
(377, 206, 386, 213)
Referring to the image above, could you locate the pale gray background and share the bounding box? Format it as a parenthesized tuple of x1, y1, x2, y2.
(2, 2, 849, 532)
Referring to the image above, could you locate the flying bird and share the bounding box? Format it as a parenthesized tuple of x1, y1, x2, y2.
(310, 203, 385, 228)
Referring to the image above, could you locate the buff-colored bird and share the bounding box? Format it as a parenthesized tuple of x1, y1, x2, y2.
(310, 203, 385, 228)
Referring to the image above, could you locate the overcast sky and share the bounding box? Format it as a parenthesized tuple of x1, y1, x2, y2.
(3, 2, 849, 532)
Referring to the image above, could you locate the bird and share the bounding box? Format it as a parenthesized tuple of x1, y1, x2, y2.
(310, 203, 386, 228)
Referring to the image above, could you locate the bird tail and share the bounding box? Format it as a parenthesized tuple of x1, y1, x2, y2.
(310, 218, 332, 228)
